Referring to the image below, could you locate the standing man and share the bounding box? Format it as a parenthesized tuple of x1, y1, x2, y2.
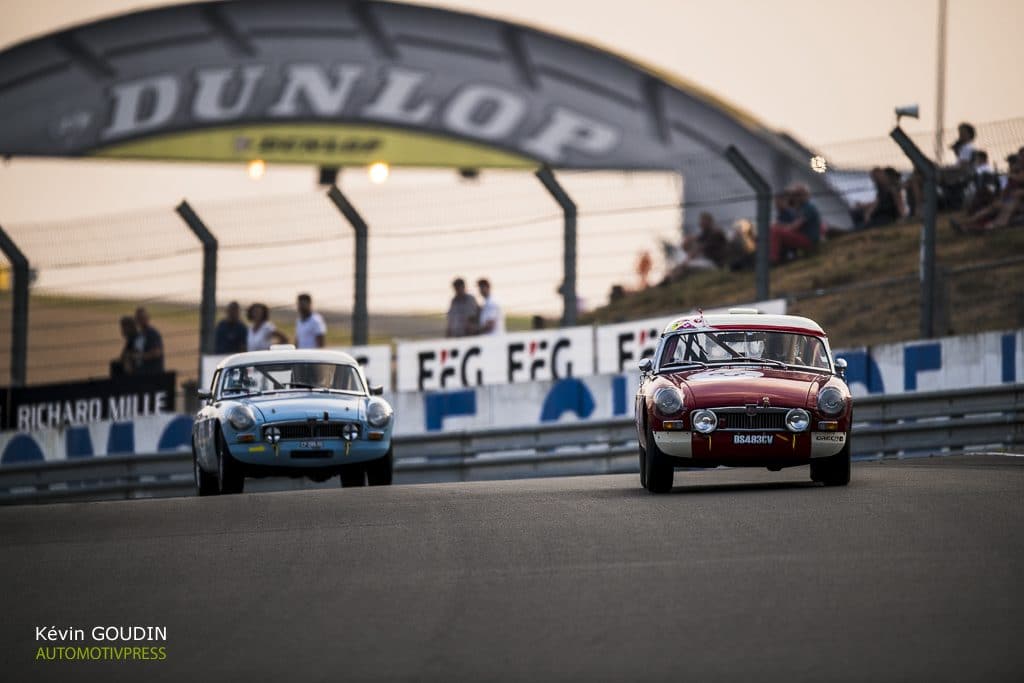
(132, 307, 165, 374)
(111, 315, 138, 377)
(295, 293, 327, 348)
(214, 301, 248, 354)
(477, 278, 505, 335)
(445, 277, 480, 337)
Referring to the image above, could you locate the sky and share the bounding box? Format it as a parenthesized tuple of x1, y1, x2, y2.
(0, 0, 1021, 314)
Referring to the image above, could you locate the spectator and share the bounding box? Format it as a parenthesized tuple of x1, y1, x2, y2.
(247, 303, 287, 351)
(940, 122, 979, 210)
(111, 315, 138, 377)
(724, 219, 757, 271)
(774, 191, 796, 223)
(964, 151, 999, 214)
(769, 183, 821, 264)
(132, 307, 164, 374)
(852, 167, 903, 228)
(951, 122, 977, 165)
(972, 150, 994, 176)
(689, 212, 728, 268)
(445, 277, 480, 337)
(954, 153, 1024, 232)
(295, 293, 327, 348)
(214, 301, 248, 354)
(883, 167, 907, 219)
(664, 212, 727, 281)
(477, 278, 505, 335)
(608, 284, 627, 304)
(635, 250, 653, 289)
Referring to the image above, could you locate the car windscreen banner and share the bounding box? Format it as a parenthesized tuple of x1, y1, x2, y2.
(1, 372, 176, 432)
(396, 326, 595, 392)
(595, 299, 788, 374)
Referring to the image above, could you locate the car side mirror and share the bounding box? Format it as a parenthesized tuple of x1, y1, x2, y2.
(369, 385, 384, 396)
(197, 388, 212, 401)
(638, 358, 653, 374)
(834, 358, 847, 379)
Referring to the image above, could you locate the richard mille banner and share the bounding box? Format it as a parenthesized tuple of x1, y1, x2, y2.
(1, 373, 176, 433)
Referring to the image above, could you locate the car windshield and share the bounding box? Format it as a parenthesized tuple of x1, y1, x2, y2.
(660, 330, 830, 370)
(218, 362, 365, 398)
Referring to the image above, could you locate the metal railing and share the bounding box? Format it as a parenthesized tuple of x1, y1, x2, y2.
(1, 384, 1021, 505)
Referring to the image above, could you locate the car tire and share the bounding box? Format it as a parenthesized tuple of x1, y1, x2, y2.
(643, 425, 674, 494)
(339, 464, 366, 487)
(366, 448, 394, 486)
(216, 430, 245, 494)
(810, 437, 851, 486)
(638, 442, 648, 489)
(193, 444, 218, 497)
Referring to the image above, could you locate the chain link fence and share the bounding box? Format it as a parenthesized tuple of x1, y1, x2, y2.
(1, 117, 1021, 390)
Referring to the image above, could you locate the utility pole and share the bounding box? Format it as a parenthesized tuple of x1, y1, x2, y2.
(934, 0, 948, 162)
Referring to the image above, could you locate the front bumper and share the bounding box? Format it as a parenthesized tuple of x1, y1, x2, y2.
(654, 429, 846, 461)
(228, 438, 391, 467)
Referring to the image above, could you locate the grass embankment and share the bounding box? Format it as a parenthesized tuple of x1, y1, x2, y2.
(585, 216, 1024, 349)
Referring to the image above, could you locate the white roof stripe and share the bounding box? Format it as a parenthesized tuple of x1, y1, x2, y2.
(216, 349, 359, 369)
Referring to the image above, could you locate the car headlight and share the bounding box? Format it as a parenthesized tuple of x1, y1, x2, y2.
(785, 408, 810, 432)
(653, 387, 684, 416)
(691, 409, 718, 434)
(226, 404, 256, 431)
(817, 387, 845, 416)
(366, 398, 393, 428)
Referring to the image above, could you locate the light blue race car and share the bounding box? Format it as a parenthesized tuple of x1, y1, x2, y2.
(191, 348, 394, 495)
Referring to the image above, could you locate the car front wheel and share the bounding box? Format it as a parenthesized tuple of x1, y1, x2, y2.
(643, 426, 674, 494)
(366, 448, 394, 486)
(638, 442, 648, 489)
(217, 431, 245, 494)
(193, 445, 218, 497)
(339, 463, 366, 488)
(810, 437, 851, 486)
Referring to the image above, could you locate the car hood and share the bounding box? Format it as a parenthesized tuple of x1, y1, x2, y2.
(238, 392, 365, 422)
(667, 366, 828, 408)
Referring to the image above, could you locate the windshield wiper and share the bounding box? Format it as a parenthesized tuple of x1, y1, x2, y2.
(661, 360, 708, 370)
(708, 356, 789, 368)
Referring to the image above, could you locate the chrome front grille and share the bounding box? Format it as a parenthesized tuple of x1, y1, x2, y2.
(713, 408, 788, 432)
(264, 422, 358, 441)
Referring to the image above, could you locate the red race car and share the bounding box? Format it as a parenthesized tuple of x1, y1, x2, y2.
(634, 309, 851, 493)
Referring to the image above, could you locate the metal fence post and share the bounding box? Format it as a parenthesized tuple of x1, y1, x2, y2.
(536, 166, 578, 327)
(889, 126, 938, 339)
(723, 146, 771, 300)
(175, 201, 218, 378)
(326, 185, 369, 346)
(0, 224, 29, 386)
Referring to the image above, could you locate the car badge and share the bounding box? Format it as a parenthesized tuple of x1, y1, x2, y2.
(745, 403, 757, 416)
(762, 397, 771, 407)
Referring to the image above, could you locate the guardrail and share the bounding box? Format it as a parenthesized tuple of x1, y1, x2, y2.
(1, 384, 1021, 505)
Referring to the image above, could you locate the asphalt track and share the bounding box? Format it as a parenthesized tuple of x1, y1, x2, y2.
(2, 455, 1022, 682)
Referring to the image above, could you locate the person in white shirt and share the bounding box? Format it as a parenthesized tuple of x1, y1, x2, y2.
(246, 303, 287, 351)
(476, 278, 505, 335)
(951, 122, 977, 165)
(295, 293, 327, 348)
